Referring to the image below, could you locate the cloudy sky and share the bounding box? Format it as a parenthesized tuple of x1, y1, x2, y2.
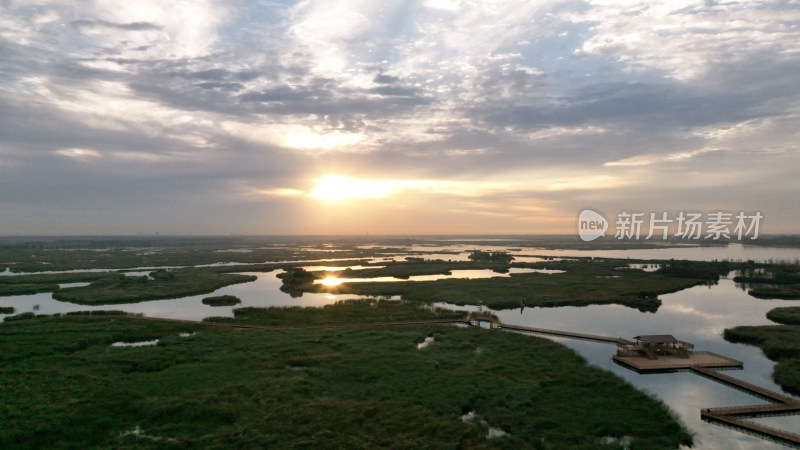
(0, 0, 798, 235)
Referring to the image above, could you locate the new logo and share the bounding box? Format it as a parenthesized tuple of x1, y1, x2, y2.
(578, 209, 608, 242)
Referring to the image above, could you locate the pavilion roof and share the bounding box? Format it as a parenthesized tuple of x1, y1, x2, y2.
(633, 335, 678, 344)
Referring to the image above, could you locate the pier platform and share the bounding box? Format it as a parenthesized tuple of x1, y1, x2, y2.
(613, 351, 743, 372)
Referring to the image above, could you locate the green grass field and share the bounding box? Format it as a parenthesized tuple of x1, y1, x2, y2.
(205, 298, 468, 325)
(288, 259, 719, 311)
(51, 270, 257, 305)
(0, 315, 692, 449)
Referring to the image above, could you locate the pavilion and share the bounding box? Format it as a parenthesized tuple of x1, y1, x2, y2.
(616, 334, 694, 360)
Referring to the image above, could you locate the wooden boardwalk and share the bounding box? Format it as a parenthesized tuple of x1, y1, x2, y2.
(702, 408, 800, 447)
(469, 315, 800, 447)
(693, 366, 800, 447)
(469, 315, 633, 344)
(691, 365, 797, 404)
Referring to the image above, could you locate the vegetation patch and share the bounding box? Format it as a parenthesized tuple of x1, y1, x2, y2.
(64, 310, 136, 317)
(0, 272, 121, 297)
(283, 259, 720, 311)
(202, 295, 241, 307)
(724, 323, 800, 395)
(747, 287, 800, 299)
(205, 299, 466, 326)
(766, 307, 800, 325)
(0, 283, 60, 296)
(734, 264, 800, 299)
(3, 312, 36, 322)
(657, 260, 733, 280)
(0, 316, 692, 448)
(51, 269, 256, 305)
(468, 250, 513, 263)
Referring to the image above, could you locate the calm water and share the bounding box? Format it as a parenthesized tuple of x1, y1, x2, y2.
(0, 268, 547, 320)
(401, 243, 800, 263)
(0, 271, 382, 321)
(313, 267, 555, 286)
(437, 274, 800, 449)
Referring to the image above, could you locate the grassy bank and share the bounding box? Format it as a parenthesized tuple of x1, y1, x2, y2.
(205, 298, 468, 326)
(726, 305, 800, 396)
(766, 307, 800, 325)
(1, 315, 691, 448)
(747, 287, 800, 299)
(724, 320, 800, 395)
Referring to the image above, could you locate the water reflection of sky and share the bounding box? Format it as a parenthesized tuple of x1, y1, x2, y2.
(433, 275, 800, 449)
(312, 268, 556, 286)
(0, 271, 380, 321)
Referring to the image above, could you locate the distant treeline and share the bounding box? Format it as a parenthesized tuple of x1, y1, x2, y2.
(467, 250, 513, 263)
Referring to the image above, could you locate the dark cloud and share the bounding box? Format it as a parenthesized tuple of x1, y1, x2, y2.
(369, 85, 420, 97)
(373, 74, 400, 84)
(71, 19, 163, 32)
(195, 81, 245, 91)
(240, 85, 325, 102)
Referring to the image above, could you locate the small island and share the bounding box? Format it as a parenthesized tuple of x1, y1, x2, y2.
(201, 295, 242, 307)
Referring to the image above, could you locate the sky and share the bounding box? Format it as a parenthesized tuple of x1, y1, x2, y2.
(0, 0, 798, 236)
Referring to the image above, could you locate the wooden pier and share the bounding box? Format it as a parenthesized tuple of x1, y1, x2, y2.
(692, 365, 800, 447)
(691, 365, 797, 404)
(613, 351, 743, 372)
(468, 315, 631, 344)
(702, 407, 800, 447)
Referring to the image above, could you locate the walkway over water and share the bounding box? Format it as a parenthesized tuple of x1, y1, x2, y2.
(468, 314, 636, 343)
(468, 315, 800, 447)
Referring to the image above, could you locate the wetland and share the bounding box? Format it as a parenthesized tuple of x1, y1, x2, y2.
(3, 236, 800, 448)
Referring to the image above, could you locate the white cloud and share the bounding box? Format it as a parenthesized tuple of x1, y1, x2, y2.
(604, 148, 720, 167)
(574, 0, 800, 80)
(57, 148, 102, 161)
(1, 1, 226, 60)
(221, 121, 366, 153)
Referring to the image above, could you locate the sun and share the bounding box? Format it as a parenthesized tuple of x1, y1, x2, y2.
(319, 276, 343, 286)
(308, 176, 393, 202)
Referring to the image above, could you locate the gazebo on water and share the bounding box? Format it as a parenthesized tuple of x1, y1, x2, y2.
(616, 334, 695, 360)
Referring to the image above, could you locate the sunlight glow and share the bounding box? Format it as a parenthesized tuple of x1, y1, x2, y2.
(283, 129, 363, 151)
(308, 176, 395, 201)
(320, 277, 343, 286)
